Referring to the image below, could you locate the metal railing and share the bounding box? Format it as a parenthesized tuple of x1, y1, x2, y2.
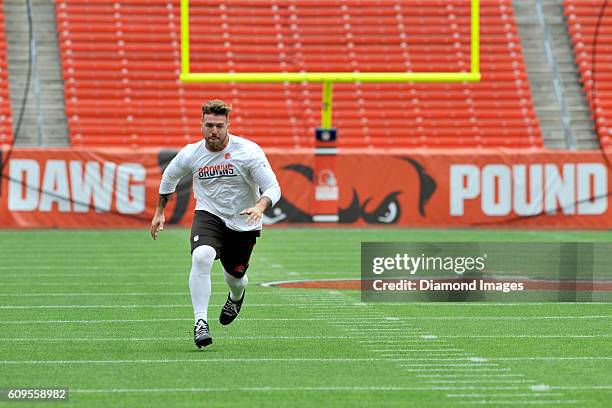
(536, 0, 576, 150)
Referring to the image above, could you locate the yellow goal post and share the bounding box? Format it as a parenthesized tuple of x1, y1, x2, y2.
(179, 0, 481, 126)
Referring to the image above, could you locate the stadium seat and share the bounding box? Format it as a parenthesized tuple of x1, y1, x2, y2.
(0, 1, 13, 146)
(563, 0, 612, 147)
(56, 0, 543, 148)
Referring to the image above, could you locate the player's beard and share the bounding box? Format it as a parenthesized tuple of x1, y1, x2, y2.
(206, 131, 228, 151)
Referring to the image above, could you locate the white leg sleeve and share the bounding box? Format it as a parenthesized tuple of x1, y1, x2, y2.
(189, 245, 216, 323)
(224, 270, 249, 302)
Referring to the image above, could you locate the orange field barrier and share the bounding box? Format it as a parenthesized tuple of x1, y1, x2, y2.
(1, 147, 610, 228)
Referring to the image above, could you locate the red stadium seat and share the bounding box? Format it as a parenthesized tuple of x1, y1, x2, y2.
(564, 0, 612, 147)
(56, 0, 543, 148)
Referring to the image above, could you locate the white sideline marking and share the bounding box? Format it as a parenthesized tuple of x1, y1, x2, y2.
(0, 266, 176, 270)
(495, 357, 612, 361)
(457, 401, 581, 405)
(447, 393, 563, 397)
(379, 353, 468, 357)
(0, 318, 421, 324)
(397, 356, 612, 362)
(347, 328, 423, 332)
(420, 374, 525, 378)
(0, 336, 391, 341)
(436, 335, 609, 338)
(427, 380, 536, 384)
(0, 357, 465, 365)
(382, 356, 482, 360)
(1, 283, 188, 287)
(359, 340, 446, 343)
(320, 316, 612, 321)
(0, 292, 189, 297)
(384, 353, 470, 357)
(530, 385, 552, 391)
(0, 304, 316, 309)
(68, 386, 528, 393)
(0, 338, 188, 342)
(1, 274, 187, 278)
(400, 364, 499, 367)
(339, 323, 418, 327)
(403, 368, 512, 372)
(0, 305, 192, 309)
(372, 349, 464, 353)
(0, 319, 183, 324)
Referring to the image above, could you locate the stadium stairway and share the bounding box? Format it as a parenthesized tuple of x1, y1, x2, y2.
(512, 0, 597, 149)
(0, 0, 13, 146)
(564, 0, 612, 148)
(54, 0, 545, 149)
(4, 0, 69, 147)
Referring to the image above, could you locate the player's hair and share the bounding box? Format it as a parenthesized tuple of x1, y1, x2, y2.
(202, 100, 232, 119)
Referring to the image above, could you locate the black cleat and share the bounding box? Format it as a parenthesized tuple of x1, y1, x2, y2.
(194, 319, 212, 349)
(219, 291, 244, 325)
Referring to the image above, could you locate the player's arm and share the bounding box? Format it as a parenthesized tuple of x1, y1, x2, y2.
(150, 193, 172, 240)
(150, 149, 191, 240)
(241, 153, 281, 225)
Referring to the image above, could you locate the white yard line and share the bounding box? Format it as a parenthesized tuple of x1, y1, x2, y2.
(0, 336, 395, 341)
(1, 274, 186, 278)
(420, 374, 525, 378)
(385, 353, 470, 357)
(0, 357, 453, 364)
(68, 386, 527, 393)
(427, 380, 536, 384)
(346, 328, 424, 332)
(457, 400, 581, 405)
(435, 335, 609, 338)
(360, 340, 447, 343)
(447, 393, 560, 397)
(400, 364, 499, 367)
(0, 266, 178, 270)
(372, 349, 465, 353)
(389, 356, 612, 362)
(0, 304, 335, 309)
(0, 317, 425, 324)
(0, 292, 188, 297)
(1, 283, 186, 287)
(493, 357, 612, 361)
(403, 368, 512, 372)
(329, 316, 612, 320)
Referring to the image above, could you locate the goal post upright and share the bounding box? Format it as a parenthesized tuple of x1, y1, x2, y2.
(179, 0, 481, 223)
(471, 0, 480, 75)
(180, 0, 190, 77)
(179, 0, 481, 84)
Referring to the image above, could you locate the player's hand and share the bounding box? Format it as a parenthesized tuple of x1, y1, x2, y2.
(150, 212, 165, 240)
(240, 205, 264, 225)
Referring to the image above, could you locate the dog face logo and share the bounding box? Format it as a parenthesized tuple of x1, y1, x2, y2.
(263, 157, 437, 225)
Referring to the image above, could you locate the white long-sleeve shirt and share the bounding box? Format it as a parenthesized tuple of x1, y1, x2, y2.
(159, 134, 281, 231)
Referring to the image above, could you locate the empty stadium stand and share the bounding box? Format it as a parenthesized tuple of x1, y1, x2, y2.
(564, 0, 611, 148)
(56, 0, 543, 148)
(0, 1, 13, 146)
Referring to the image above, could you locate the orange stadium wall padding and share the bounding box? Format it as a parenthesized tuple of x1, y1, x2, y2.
(1, 148, 611, 229)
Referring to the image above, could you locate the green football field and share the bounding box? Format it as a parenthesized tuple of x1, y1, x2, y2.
(0, 228, 611, 407)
